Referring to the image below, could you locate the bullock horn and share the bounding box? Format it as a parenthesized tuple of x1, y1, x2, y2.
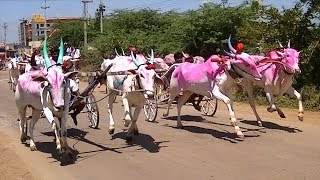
(121, 48, 125, 56)
(57, 38, 64, 67)
(182, 52, 189, 58)
(115, 48, 120, 56)
(287, 39, 291, 48)
(149, 49, 154, 64)
(223, 50, 236, 58)
(277, 40, 284, 48)
(228, 35, 237, 54)
(43, 38, 51, 69)
(130, 51, 140, 67)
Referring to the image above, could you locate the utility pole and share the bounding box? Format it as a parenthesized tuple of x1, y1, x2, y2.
(19, 19, 27, 46)
(99, 0, 106, 34)
(82, 0, 93, 50)
(41, 0, 50, 39)
(3, 23, 8, 44)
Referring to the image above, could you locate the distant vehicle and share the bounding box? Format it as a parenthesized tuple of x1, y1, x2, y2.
(0, 47, 6, 61)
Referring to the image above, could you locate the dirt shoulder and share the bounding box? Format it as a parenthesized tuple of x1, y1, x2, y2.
(0, 131, 35, 180)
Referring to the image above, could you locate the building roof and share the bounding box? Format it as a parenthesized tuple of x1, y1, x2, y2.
(47, 17, 82, 21)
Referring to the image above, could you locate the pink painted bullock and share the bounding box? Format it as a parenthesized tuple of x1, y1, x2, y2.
(15, 39, 77, 156)
(227, 37, 303, 126)
(163, 54, 263, 138)
(106, 50, 161, 142)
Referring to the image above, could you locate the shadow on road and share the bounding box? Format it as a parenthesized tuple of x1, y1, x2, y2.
(163, 115, 207, 122)
(240, 120, 303, 133)
(162, 115, 302, 143)
(111, 131, 169, 153)
(40, 128, 121, 166)
(163, 115, 302, 133)
(35, 141, 79, 166)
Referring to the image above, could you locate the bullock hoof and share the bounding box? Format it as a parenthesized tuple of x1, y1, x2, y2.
(61, 150, 74, 163)
(163, 113, 169, 117)
(123, 120, 131, 127)
(177, 123, 183, 129)
(20, 136, 27, 143)
(30, 145, 37, 151)
(126, 136, 133, 143)
(278, 113, 286, 118)
(237, 131, 245, 139)
(109, 128, 115, 135)
(257, 121, 263, 127)
(267, 107, 275, 113)
(298, 113, 304, 121)
(133, 129, 139, 136)
(57, 148, 64, 155)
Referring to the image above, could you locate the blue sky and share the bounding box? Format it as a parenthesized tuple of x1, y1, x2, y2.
(0, 0, 297, 43)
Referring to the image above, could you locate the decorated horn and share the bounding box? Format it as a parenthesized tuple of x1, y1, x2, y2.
(43, 38, 51, 69)
(149, 49, 154, 64)
(130, 51, 140, 67)
(182, 52, 189, 58)
(57, 38, 64, 67)
(121, 48, 125, 56)
(287, 39, 291, 48)
(223, 50, 236, 58)
(277, 40, 284, 48)
(228, 35, 237, 54)
(115, 48, 120, 56)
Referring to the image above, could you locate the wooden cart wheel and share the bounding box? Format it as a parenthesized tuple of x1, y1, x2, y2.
(144, 84, 159, 122)
(144, 98, 158, 122)
(85, 94, 100, 129)
(201, 96, 218, 116)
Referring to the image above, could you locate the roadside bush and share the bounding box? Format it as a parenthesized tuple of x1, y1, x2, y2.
(79, 49, 103, 72)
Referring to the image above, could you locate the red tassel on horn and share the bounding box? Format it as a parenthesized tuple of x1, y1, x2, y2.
(146, 64, 156, 70)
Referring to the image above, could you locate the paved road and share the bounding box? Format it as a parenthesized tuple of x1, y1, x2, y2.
(0, 70, 320, 180)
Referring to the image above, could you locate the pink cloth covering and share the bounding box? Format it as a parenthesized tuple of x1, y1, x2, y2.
(18, 69, 46, 96)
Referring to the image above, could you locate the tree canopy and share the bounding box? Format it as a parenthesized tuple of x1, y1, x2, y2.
(49, 0, 320, 88)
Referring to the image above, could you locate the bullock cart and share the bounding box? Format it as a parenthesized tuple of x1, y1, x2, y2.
(68, 64, 113, 129)
(144, 64, 218, 122)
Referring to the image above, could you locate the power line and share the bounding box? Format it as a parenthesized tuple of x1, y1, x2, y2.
(128, 0, 173, 10)
(108, 0, 196, 12)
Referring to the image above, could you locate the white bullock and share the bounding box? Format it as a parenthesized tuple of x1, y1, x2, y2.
(15, 39, 77, 157)
(7, 58, 20, 92)
(106, 50, 161, 142)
